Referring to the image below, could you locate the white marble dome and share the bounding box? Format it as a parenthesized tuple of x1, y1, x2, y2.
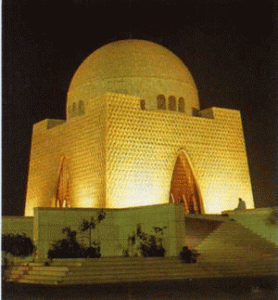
(67, 39, 199, 118)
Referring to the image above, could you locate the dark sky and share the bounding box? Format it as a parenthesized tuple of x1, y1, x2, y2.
(2, 0, 277, 216)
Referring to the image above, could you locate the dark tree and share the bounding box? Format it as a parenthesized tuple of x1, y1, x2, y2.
(48, 211, 106, 259)
(80, 210, 106, 248)
(125, 224, 166, 257)
(48, 227, 86, 259)
(2, 233, 35, 257)
(179, 246, 198, 263)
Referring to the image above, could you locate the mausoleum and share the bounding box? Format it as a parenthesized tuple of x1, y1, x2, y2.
(3, 40, 276, 265)
(24, 39, 254, 216)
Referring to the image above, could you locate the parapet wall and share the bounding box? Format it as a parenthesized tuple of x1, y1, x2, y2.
(2, 216, 33, 238)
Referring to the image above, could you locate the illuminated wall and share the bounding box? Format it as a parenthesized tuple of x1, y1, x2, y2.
(105, 93, 254, 212)
(25, 100, 107, 216)
(25, 92, 254, 216)
(25, 39, 254, 216)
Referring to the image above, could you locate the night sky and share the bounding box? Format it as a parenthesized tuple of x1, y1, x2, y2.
(2, 0, 277, 216)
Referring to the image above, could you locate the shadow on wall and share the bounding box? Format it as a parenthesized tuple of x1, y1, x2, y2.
(48, 211, 106, 259)
(123, 224, 167, 258)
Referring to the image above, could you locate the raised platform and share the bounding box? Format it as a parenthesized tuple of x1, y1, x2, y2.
(4, 209, 277, 285)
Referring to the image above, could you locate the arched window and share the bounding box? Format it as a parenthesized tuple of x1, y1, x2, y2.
(157, 94, 166, 110)
(168, 96, 176, 111)
(140, 99, 146, 110)
(178, 97, 185, 112)
(68, 105, 72, 119)
(72, 102, 77, 117)
(78, 100, 85, 115)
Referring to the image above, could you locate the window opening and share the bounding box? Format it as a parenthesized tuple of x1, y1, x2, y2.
(78, 100, 85, 115)
(157, 94, 166, 110)
(68, 105, 72, 119)
(168, 96, 176, 111)
(140, 99, 146, 110)
(178, 97, 185, 112)
(72, 102, 77, 117)
(192, 108, 199, 116)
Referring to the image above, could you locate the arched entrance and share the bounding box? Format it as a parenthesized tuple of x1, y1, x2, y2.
(55, 156, 70, 208)
(169, 151, 203, 214)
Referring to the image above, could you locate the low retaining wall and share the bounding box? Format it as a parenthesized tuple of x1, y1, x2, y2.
(33, 203, 186, 260)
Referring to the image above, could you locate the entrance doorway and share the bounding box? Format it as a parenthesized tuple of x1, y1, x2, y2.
(170, 151, 203, 214)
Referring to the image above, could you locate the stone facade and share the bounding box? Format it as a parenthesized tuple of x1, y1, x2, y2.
(25, 92, 254, 216)
(24, 39, 254, 216)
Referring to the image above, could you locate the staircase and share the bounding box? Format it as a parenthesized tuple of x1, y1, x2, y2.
(4, 217, 277, 285)
(5, 251, 277, 286)
(229, 211, 278, 246)
(4, 263, 33, 283)
(4, 258, 217, 285)
(195, 219, 277, 276)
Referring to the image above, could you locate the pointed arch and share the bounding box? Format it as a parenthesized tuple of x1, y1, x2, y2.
(169, 150, 203, 214)
(55, 156, 70, 208)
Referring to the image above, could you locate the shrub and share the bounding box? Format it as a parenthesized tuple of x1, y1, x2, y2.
(179, 246, 197, 263)
(2, 233, 35, 257)
(86, 245, 101, 258)
(125, 224, 166, 257)
(48, 210, 106, 259)
(80, 210, 106, 248)
(48, 227, 87, 259)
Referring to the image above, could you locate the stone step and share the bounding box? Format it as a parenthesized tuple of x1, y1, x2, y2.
(5, 270, 28, 276)
(9, 262, 210, 285)
(199, 261, 277, 273)
(31, 266, 69, 272)
(30, 262, 188, 272)
(198, 252, 274, 259)
(65, 268, 205, 277)
(12, 264, 217, 286)
(51, 257, 174, 264)
(48, 260, 178, 268)
(5, 268, 29, 274)
(17, 278, 60, 285)
(28, 270, 68, 276)
(204, 264, 276, 272)
(66, 265, 203, 276)
(18, 274, 66, 281)
(59, 272, 214, 285)
(196, 221, 276, 258)
(198, 250, 276, 258)
(5, 254, 277, 285)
